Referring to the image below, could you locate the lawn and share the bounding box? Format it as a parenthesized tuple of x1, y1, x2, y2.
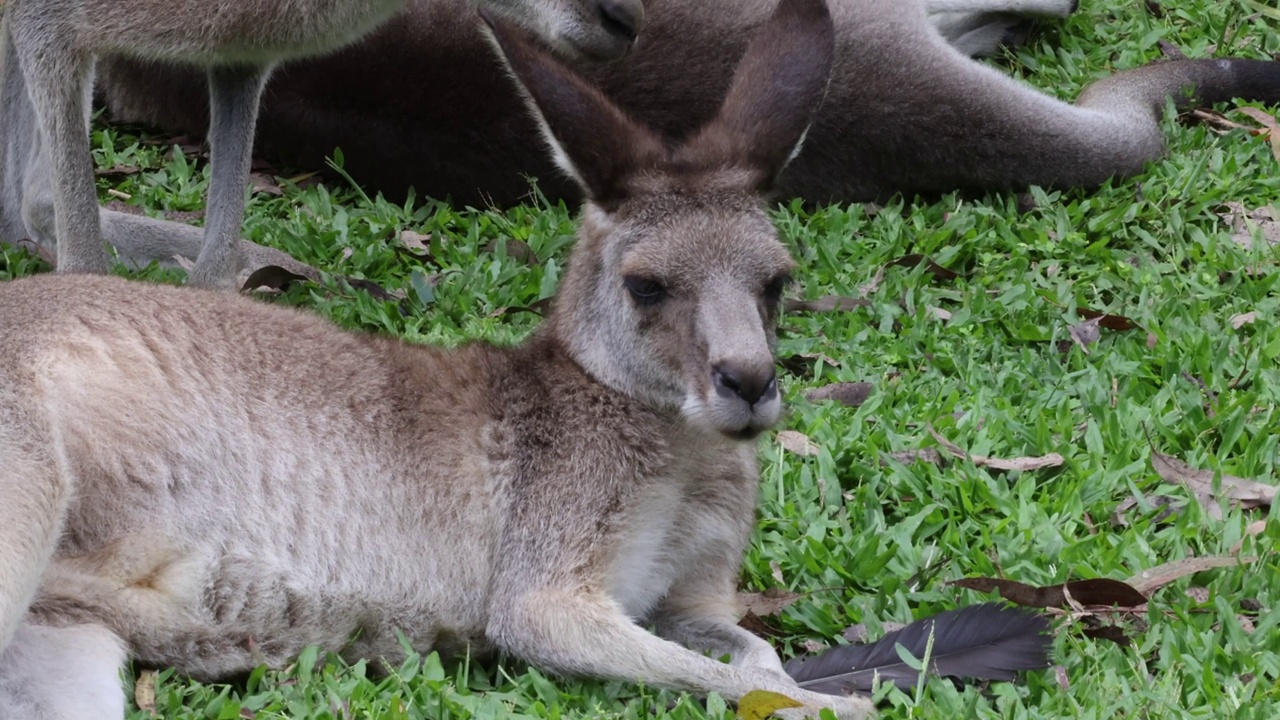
(2, 0, 1278, 718)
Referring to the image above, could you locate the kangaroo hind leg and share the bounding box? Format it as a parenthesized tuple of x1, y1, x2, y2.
(187, 64, 272, 290)
(6, 11, 107, 273)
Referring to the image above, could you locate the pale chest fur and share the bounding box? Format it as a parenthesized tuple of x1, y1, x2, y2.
(601, 439, 758, 622)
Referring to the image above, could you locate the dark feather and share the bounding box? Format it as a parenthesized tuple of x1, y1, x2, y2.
(783, 603, 1052, 694)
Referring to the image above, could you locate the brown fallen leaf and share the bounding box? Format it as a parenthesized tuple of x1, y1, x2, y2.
(94, 164, 141, 178)
(842, 620, 907, 644)
(484, 238, 539, 265)
(1184, 108, 1254, 134)
(785, 295, 870, 313)
(398, 229, 433, 256)
(888, 253, 961, 280)
(1218, 201, 1280, 248)
(737, 587, 803, 617)
(1237, 106, 1280, 162)
(1231, 311, 1258, 329)
(949, 577, 1147, 609)
(240, 265, 310, 293)
(135, 668, 157, 714)
(776, 430, 819, 457)
(1077, 308, 1140, 331)
(926, 305, 952, 322)
(805, 381, 872, 407)
(1125, 555, 1257, 596)
(1110, 493, 1182, 528)
(1081, 624, 1131, 647)
(1230, 519, 1267, 555)
(1068, 317, 1103, 354)
(859, 266, 885, 298)
(1149, 449, 1277, 520)
(882, 448, 944, 466)
(248, 171, 283, 196)
(928, 427, 1065, 471)
(777, 352, 841, 379)
(737, 609, 784, 638)
(1157, 39, 1186, 59)
(1185, 586, 1210, 604)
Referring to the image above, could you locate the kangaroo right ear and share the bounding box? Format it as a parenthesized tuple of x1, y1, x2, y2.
(481, 9, 667, 207)
(679, 0, 836, 192)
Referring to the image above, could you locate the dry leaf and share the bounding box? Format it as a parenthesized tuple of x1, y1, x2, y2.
(736, 690, 803, 720)
(1146, 331, 1158, 349)
(240, 265, 310, 293)
(737, 609, 784, 638)
(1149, 449, 1277, 520)
(949, 577, 1147, 609)
(1185, 587, 1210, 604)
(859, 266, 885, 298)
(1231, 311, 1257, 329)
(927, 305, 952, 322)
(888, 253, 962, 280)
(1110, 494, 1182, 527)
(1218, 201, 1280, 248)
(1125, 555, 1256, 596)
(484, 238, 539, 265)
(785, 295, 870, 313)
(882, 448, 944, 466)
(805, 381, 872, 407)
(135, 668, 157, 713)
(1236, 106, 1280, 162)
(737, 587, 803, 617)
(1068, 317, 1103, 353)
(776, 430, 819, 457)
(1185, 108, 1253, 134)
(1230, 519, 1267, 555)
(1077, 308, 1140, 331)
(94, 164, 141, 178)
(1054, 665, 1070, 691)
(248, 172, 283, 196)
(928, 427, 1065, 471)
(398, 230, 432, 256)
(842, 621, 907, 644)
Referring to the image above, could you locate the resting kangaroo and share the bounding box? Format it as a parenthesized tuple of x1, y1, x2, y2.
(0, 0, 871, 717)
(86, 0, 1280, 213)
(0, 0, 642, 288)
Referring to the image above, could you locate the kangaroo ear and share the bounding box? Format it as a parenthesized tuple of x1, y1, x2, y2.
(680, 0, 836, 192)
(481, 9, 666, 206)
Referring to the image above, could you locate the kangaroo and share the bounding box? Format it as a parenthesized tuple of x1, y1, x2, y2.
(78, 0, 1280, 216)
(0, 0, 872, 718)
(0, 0, 643, 289)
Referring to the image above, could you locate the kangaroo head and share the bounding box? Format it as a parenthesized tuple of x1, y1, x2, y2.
(484, 0, 835, 439)
(483, 0, 645, 63)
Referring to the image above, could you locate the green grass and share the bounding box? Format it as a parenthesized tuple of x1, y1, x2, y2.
(3, 0, 1280, 717)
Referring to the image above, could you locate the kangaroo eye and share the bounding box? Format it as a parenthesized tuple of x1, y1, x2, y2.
(763, 273, 792, 303)
(623, 275, 666, 306)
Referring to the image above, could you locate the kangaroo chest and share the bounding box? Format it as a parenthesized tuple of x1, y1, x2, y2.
(605, 482, 690, 620)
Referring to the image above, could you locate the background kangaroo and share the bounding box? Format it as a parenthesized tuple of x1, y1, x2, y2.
(0, 0, 643, 288)
(87, 0, 1280, 212)
(0, 0, 873, 718)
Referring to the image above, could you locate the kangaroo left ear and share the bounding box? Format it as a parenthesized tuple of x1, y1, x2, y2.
(677, 0, 836, 192)
(481, 9, 667, 207)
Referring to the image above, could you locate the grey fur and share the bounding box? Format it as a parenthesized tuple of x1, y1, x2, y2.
(0, 0, 643, 287)
(75, 0, 1280, 214)
(0, 0, 871, 717)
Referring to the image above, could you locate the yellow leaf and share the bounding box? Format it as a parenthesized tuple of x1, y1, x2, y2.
(737, 689, 804, 720)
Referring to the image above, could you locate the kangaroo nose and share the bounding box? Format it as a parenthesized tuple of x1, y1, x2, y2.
(597, 0, 643, 42)
(712, 363, 778, 406)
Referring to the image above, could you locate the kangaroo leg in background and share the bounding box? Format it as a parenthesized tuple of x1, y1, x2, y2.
(6, 15, 108, 274)
(0, 622, 127, 720)
(187, 64, 272, 290)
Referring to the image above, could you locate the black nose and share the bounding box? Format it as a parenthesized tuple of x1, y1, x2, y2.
(598, 0, 642, 42)
(712, 363, 778, 406)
